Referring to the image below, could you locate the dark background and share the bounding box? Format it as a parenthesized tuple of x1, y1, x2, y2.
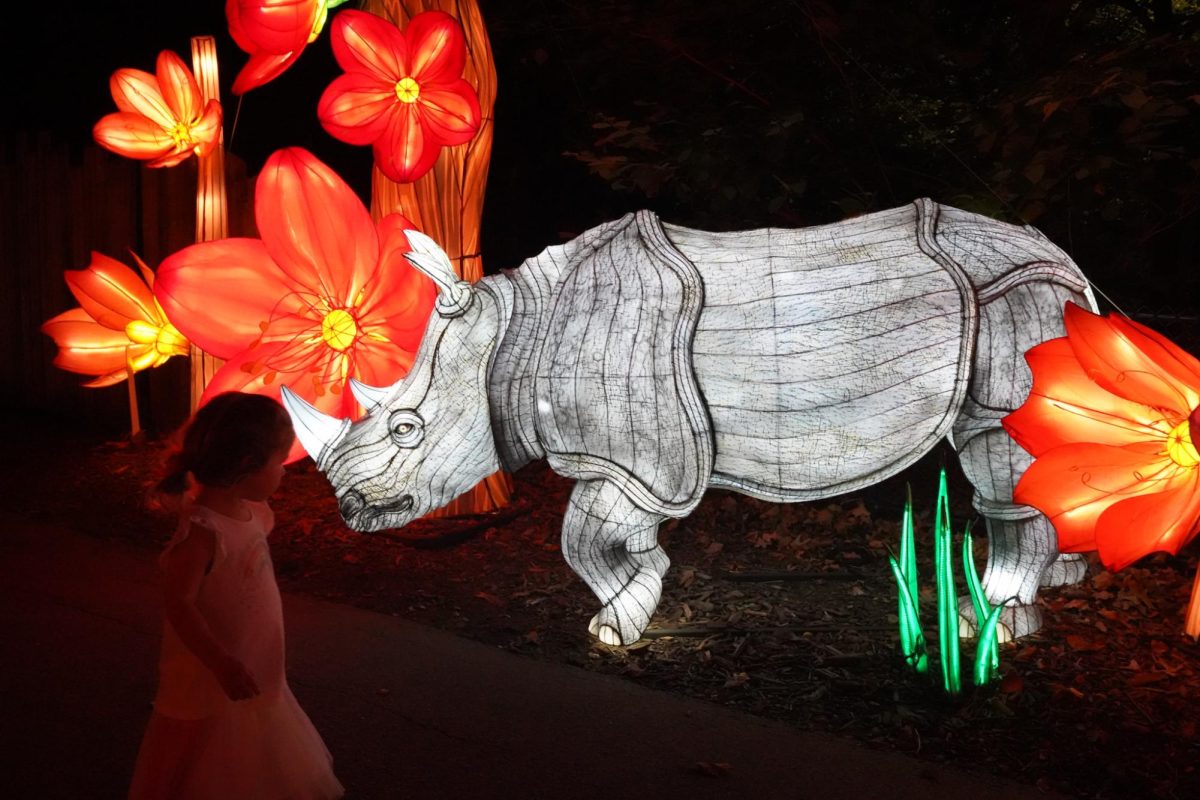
(4, 0, 1199, 434)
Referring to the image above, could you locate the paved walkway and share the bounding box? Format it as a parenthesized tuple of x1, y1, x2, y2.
(1, 514, 1065, 800)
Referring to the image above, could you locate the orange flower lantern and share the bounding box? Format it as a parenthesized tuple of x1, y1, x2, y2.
(317, 9, 482, 183)
(93, 50, 222, 167)
(227, 0, 350, 94)
(41, 253, 189, 435)
(1004, 302, 1200, 633)
(1005, 302, 1200, 568)
(153, 147, 437, 463)
(42, 253, 189, 386)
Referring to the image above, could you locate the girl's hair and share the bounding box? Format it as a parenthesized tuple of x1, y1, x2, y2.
(156, 391, 294, 495)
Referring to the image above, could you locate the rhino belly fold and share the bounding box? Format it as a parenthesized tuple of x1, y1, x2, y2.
(665, 200, 977, 501)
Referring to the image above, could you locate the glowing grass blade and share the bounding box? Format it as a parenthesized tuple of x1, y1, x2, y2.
(962, 524, 1000, 677)
(974, 603, 1006, 686)
(935, 467, 961, 696)
(888, 551, 928, 673)
(900, 484, 919, 623)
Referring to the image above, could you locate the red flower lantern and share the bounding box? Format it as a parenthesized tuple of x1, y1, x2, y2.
(318, 9, 482, 183)
(227, 0, 350, 95)
(154, 147, 437, 462)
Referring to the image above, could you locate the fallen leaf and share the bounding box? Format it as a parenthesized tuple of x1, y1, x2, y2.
(474, 591, 503, 606)
(1128, 672, 1169, 687)
(691, 762, 733, 778)
(724, 671, 750, 688)
(1067, 634, 1105, 652)
(1000, 673, 1024, 694)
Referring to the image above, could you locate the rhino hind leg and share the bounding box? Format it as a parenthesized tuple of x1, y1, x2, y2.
(1039, 552, 1088, 587)
(562, 479, 669, 646)
(956, 506, 1057, 642)
(953, 418, 1085, 642)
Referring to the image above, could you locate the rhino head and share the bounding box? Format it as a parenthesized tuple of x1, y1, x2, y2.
(282, 231, 502, 532)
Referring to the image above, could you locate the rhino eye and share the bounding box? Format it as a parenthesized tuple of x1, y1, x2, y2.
(388, 410, 424, 447)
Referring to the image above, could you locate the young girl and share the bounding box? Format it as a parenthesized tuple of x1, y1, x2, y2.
(128, 391, 344, 800)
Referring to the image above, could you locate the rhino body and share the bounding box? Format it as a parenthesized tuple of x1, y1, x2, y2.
(284, 199, 1095, 645)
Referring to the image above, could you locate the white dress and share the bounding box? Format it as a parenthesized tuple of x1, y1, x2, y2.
(128, 501, 344, 800)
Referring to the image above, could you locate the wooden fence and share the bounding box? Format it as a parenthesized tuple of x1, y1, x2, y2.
(0, 132, 254, 436)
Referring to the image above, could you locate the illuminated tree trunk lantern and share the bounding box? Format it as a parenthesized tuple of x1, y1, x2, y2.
(189, 35, 228, 411)
(361, 0, 510, 515)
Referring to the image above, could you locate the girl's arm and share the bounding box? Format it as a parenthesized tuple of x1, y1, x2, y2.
(161, 523, 260, 701)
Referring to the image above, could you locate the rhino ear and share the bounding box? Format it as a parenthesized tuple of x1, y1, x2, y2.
(403, 230, 473, 317)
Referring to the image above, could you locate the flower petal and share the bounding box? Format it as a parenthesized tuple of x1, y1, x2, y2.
(232, 0, 318, 54)
(417, 81, 481, 145)
(109, 69, 175, 130)
(146, 147, 194, 169)
(350, 336, 418, 389)
(317, 73, 396, 145)
(1014, 440, 1172, 554)
(231, 49, 303, 95)
(331, 9, 408, 82)
(226, 0, 256, 52)
(155, 238, 295, 356)
(1004, 338, 1165, 454)
(64, 252, 159, 330)
(407, 11, 466, 84)
(156, 51, 203, 126)
(1108, 313, 1200, 407)
(1093, 470, 1200, 570)
(82, 370, 134, 388)
(93, 112, 175, 161)
(40, 308, 133, 376)
(375, 108, 440, 183)
(1065, 301, 1199, 414)
(357, 214, 436, 350)
(190, 101, 224, 157)
(255, 148, 381, 305)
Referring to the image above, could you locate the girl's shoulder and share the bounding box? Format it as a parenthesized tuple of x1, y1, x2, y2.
(161, 506, 225, 571)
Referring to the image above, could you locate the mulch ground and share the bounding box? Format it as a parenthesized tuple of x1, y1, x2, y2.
(9, 415, 1200, 800)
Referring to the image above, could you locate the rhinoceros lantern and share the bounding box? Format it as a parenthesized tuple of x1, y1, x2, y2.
(282, 199, 1096, 646)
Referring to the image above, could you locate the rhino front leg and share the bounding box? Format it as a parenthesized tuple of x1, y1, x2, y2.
(562, 479, 670, 646)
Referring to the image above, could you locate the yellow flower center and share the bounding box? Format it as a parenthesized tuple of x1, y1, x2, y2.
(395, 77, 421, 103)
(125, 320, 189, 358)
(321, 308, 358, 352)
(1166, 418, 1200, 468)
(169, 122, 193, 147)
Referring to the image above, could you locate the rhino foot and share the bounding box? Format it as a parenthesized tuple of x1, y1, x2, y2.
(957, 596, 1045, 643)
(587, 614, 624, 647)
(587, 569, 663, 646)
(1038, 553, 1089, 587)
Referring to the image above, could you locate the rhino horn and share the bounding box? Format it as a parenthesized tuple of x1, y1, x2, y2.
(348, 377, 389, 412)
(279, 386, 350, 469)
(403, 229, 473, 317)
